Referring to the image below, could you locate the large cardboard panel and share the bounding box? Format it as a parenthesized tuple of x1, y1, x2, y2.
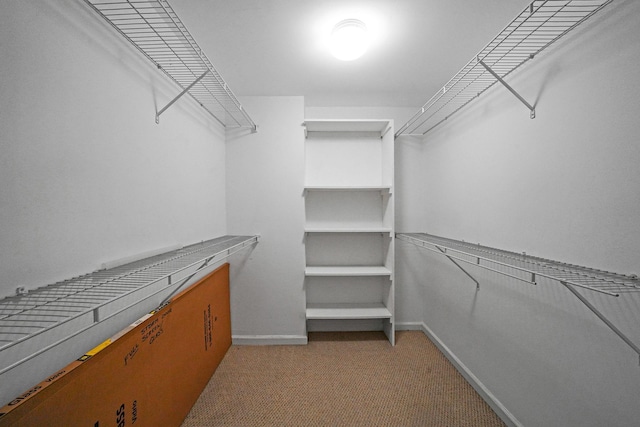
(0, 263, 231, 427)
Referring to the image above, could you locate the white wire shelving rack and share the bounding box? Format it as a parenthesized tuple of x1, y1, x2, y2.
(82, 0, 257, 130)
(395, 0, 613, 138)
(397, 232, 640, 361)
(0, 235, 258, 378)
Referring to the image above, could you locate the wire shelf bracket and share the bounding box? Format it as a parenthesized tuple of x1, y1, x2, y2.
(397, 232, 640, 363)
(478, 59, 536, 119)
(83, 0, 257, 131)
(395, 0, 613, 138)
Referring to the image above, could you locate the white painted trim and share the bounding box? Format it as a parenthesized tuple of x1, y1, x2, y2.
(232, 335, 308, 346)
(417, 322, 523, 427)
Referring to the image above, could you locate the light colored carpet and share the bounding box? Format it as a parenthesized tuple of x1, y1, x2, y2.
(182, 330, 506, 427)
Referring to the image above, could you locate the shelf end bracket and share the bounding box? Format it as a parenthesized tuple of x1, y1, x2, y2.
(478, 59, 535, 119)
(435, 245, 480, 290)
(155, 69, 210, 124)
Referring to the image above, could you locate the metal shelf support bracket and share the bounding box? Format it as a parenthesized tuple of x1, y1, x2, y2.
(478, 59, 535, 119)
(435, 245, 480, 290)
(155, 70, 210, 124)
(561, 281, 640, 364)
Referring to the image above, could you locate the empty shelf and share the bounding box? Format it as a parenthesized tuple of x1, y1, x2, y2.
(0, 235, 258, 377)
(305, 266, 392, 277)
(396, 0, 613, 137)
(305, 227, 393, 233)
(397, 232, 640, 359)
(397, 232, 640, 296)
(83, 0, 256, 130)
(306, 303, 392, 320)
(304, 185, 392, 193)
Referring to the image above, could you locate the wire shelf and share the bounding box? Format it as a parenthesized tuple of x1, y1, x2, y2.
(83, 0, 257, 130)
(395, 0, 613, 138)
(0, 235, 258, 375)
(398, 232, 639, 296)
(397, 232, 640, 358)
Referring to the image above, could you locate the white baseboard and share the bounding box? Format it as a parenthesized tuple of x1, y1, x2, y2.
(416, 322, 523, 427)
(232, 335, 308, 346)
(395, 321, 425, 331)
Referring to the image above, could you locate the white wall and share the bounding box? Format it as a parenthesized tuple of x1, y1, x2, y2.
(226, 96, 307, 344)
(0, 0, 228, 300)
(395, 1, 640, 426)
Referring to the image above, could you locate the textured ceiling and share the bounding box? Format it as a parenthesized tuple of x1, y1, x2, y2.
(170, 0, 528, 107)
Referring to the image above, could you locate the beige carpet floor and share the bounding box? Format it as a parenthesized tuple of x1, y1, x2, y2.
(181, 330, 506, 427)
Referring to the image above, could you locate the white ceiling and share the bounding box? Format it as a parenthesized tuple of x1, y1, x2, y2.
(170, 0, 529, 107)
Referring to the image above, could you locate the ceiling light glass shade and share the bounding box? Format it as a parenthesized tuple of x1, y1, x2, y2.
(329, 19, 368, 61)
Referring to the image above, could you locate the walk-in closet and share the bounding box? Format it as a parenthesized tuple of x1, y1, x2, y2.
(1, 1, 639, 426)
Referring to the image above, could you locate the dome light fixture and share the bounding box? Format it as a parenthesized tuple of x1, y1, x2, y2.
(329, 19, 369, 61)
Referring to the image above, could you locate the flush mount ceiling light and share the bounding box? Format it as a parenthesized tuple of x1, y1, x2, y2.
(329, 19, 369, 61)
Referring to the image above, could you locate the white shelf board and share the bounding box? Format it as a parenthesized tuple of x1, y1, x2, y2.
(304, 185, 391, 193)
(304, 227, 393, 233)
(83, 0, 256, 130)
(306, 303, 392, 320)
(303, 120, 391, 134)
(305, 266, 392, 277)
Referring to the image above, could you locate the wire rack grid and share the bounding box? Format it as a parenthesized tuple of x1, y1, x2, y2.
(395, 0, 614, 137)
(83, 0, 257, 130)
(0, 235, 258, 374)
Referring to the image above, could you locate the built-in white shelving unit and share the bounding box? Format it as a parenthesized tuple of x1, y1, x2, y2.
(395, 0, 613, 137)
(303, 120, 395, 344)
(82, 0, 257, 130)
